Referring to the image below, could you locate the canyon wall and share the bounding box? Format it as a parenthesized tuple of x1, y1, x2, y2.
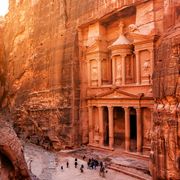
(0, 19, 31, 180)
(4, 0, 81, 150)
(151, 0, 180, 179)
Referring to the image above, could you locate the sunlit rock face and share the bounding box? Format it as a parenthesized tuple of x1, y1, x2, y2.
(152, 1, 180, 179)
(4, 0, 82, 150)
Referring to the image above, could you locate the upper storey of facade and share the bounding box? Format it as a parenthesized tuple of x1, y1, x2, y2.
(78, 0, 161, 98)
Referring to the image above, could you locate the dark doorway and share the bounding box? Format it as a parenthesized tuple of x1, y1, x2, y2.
(103, 107, 109, 146)
(130, 108, 137, 151)
(113, 107, 125, 148)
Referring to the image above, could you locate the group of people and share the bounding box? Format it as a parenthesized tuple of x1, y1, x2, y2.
(59, 156, 108, 177)
(87, 158, 107, 177)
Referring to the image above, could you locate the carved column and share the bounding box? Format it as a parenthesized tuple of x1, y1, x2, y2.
(135, 51, 141, 84)
(136, 107, 142, 152)
(124, 107, 130, 151)
(150, 49, 154, 78)
(112, 57, 116, 85)
(87, 61, 91, 86)
(108, 106, 114, 149)
(98, 106, 104, 146)
(122, 55, 126, 85)
(88, 106, 94, 144)
(150, 107, 154, 130)
(98, 59, 102, 86)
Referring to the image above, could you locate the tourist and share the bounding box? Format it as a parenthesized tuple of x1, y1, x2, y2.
(90, 160, 94, 169)
(75, 161, 78, 168)
(100, 161, 103, 168)
(87, 159, 91, 169)
(80, 164, 84, 173)
(66, 161, 69, 168)
(99, 166, 105, 177)
(61, 166, 63, 171)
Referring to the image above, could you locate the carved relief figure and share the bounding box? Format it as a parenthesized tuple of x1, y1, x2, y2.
(143, 59, 150, 75)
(90, 60, 98, 86)
(92, 67, 98, 80)
(116, 61, 121, 78)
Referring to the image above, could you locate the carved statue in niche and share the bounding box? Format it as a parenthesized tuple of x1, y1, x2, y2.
(90, 60, 98, 86)
(126, 56, 131, 77)
(115, 57, 122, 84)
(116, 62, 121, 78)
(143, 59, 150, 75)
(91, 67, 98, 80)
(94, 124, 99, 143)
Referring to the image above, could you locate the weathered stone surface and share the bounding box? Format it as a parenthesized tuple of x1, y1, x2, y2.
(151, 0, 180, 179)
(0, 117, 31, 179)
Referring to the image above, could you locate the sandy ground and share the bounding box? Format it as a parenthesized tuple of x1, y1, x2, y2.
(24, 144, 138, 180)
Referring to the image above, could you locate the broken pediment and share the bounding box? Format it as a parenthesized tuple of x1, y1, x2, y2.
(127, 24, 159, 43)
(86, 38, 108, 54)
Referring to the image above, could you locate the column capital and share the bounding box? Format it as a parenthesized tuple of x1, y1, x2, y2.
(88, 106, 93, 110)
(107, 106, 114, 110)
(121, 54, 127, 58)
(134, 106, 141, 110)
(97, 105, 103, 108)
(123, 106, 130, 110)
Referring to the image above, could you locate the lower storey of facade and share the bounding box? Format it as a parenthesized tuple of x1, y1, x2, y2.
(88, 105, 153, 154)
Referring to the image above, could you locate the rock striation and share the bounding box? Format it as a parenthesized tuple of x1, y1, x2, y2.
(0, 116, 31, 179)
(151, 0, 180, 179)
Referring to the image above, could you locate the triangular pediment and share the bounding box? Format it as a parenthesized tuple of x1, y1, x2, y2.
(91, 89, 139, 99)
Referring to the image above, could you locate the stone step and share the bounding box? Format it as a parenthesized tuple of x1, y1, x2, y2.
(107, 164, 152, 180)
(118, 150, 150, 161)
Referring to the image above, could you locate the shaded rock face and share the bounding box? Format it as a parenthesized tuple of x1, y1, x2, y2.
(151, 1, 180, 179)
(0, 118, 31, 180)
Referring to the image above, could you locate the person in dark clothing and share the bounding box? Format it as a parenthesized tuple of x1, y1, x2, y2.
(66, 161, 69, 168)
(100, 161, 103, 168)
(99, 166, 105, 177)
(83, 155, 86, 160)
(75, 161, 78, 168)
(61, 166, 63, 171)
(87, 159, 91, 169)
(95, 160, 99, 166)
(80, 164, 84, 173)
(90, 160, 94, 169)
(75, 158, 77, 162)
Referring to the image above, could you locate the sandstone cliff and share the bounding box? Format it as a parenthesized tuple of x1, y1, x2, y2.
(151, 1, 180, 179)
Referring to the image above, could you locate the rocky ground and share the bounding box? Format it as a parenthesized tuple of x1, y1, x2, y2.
(24, 144, 140, 180)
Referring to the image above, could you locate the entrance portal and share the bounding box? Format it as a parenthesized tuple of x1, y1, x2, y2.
(130, 108, 137, 151)
(103, 107, 109, 146)
(114, 107, 125, 148)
